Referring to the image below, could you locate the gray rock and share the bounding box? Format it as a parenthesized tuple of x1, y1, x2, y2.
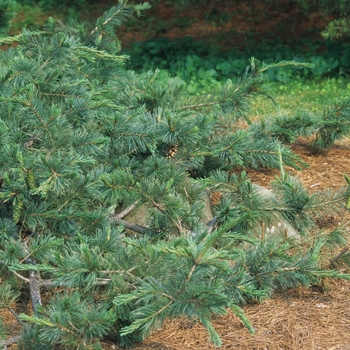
(253, 184, 299, 239)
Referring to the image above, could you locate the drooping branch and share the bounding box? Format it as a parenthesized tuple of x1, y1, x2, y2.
(108, 201, 154, 234)
(90, 4, 127, 35)
(181, 101, 218, 110)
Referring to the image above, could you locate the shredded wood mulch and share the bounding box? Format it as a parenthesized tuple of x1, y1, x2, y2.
(248, 138, 350, 192)
(120, 279, 350, 350)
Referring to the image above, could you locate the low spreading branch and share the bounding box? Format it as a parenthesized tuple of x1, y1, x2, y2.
(10, 270, 30, 283)
(111, 216, 155, 235)
(330, 246, 350, 266)
(6, 307, 24, 325)
(115, 201, 139, 219)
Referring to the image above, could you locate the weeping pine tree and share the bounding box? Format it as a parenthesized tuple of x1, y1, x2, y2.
(0, 0, 350, 348)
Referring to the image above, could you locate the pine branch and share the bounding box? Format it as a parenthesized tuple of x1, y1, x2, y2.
(0, 30, 45, 44)
(5, 307, 24, 325)
(115, 201, 139, 219)
(28, 271, 43, 315)
(74, 46, 129, 62)
(90, 1, 151, 35)
(10, 270, 30, 283)
(135, 189, 186, 234)
(257, 59, 314, 73)
(19, 313, 85, 340)
(90, 2, 129, 35)
(111, 216, 154, 235)
(330, 246, 350, 265)
(206, 216, 217, 234)
(0, 0, 15, 34)
(181, 101, 218, 110)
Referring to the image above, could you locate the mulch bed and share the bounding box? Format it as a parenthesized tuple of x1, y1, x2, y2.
(125, 279, 350, 350)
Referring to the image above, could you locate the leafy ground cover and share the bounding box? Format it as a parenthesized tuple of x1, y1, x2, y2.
(119, 0, 350, 96)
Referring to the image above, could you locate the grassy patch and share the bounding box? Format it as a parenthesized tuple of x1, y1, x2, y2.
(250, 78, 350, 119)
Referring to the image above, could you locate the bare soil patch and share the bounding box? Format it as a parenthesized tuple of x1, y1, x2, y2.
(118, 0, 335, 49)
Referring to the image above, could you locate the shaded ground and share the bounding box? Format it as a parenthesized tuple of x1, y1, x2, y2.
(118, 0, 336, 49)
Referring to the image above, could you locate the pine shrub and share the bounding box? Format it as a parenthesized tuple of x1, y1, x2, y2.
(0, 1, 350, 348)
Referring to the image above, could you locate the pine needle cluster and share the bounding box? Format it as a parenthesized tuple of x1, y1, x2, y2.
(253, 102, 350, 151)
